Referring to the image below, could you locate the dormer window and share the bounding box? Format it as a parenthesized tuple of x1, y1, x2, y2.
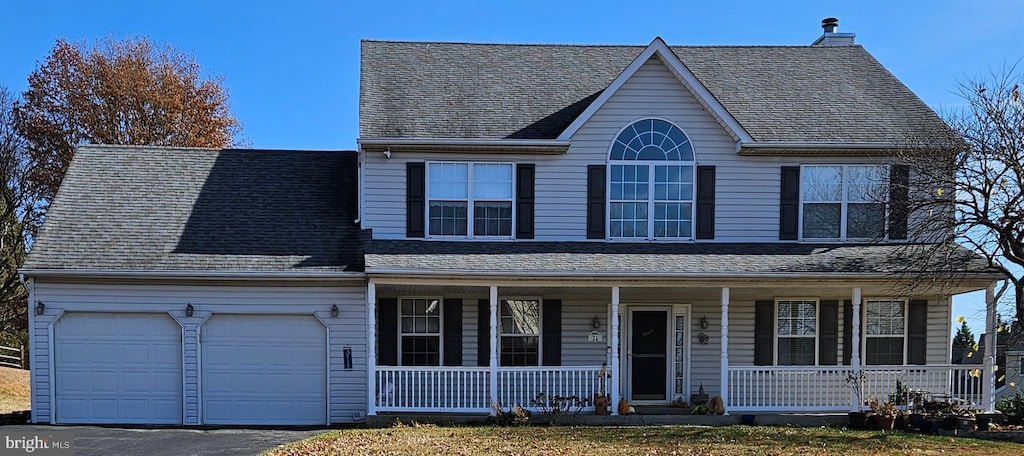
(608, 119, 695, 239)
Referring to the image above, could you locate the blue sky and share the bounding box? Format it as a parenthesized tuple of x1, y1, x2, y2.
(3, 1, 1021, 336)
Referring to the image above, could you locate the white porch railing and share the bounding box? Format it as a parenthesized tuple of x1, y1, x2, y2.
(374, 366, 602, 413)
(496, 366, 602, 410)
(727, 365, 986, 412)
(375, 367, 491, 412)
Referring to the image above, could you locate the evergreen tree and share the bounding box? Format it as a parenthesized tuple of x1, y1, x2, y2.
(953, 320, 977, 348)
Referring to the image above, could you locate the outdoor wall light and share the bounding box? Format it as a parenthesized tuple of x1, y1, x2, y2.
(186, 303, 194, 317)
(700, 316, 708, 329)
(592, 316, 601, 329)
(331, 304, 339, 318)
(35, 301, 44, 316)
(382, 149, 392, 159)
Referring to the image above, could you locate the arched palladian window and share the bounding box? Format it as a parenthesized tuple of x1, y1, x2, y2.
(609, 118, 695, 239)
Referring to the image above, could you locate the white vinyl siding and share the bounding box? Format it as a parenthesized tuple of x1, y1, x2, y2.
(29, 280, 366, 425)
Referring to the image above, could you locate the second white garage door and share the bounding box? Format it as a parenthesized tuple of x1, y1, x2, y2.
(202, 314, 327, 425)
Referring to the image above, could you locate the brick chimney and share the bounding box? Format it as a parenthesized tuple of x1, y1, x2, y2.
(812, 17, 856, 46)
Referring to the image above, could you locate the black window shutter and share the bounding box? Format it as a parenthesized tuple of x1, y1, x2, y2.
(889, 164, 910, 240)
(378, 298, 398, 366)
(695, 166, 715, 239)
(754, 300, 774, 366)
(516, 164, 535, 239)
(443, 299, 463, 366)
(908, 300, 928, 365)
(843, 300, 853, 365)
(542, 299, 562, 366)
(779, 166, 800, 240)
(587, 165, 606, 239)
(406, 162, 426, 238)
(819, 300, 839, 365)
(477, 299, 490, 367)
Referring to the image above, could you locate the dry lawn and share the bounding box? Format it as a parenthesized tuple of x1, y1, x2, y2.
(265, 424, 1021, 456)
(0, 365, 30, 414)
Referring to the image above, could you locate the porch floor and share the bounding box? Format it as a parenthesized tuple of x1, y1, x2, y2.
(365, 412, 847, 428)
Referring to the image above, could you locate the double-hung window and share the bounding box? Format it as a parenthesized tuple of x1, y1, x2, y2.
(801, 165, 887, 240)
(776, 299, 817, 365)
(608, 119, 695, 239)
(500, 299, 540, 366)
(427, 162, 513, 238)
(400, 297, 441, 366)
(864, 299, 906, 365)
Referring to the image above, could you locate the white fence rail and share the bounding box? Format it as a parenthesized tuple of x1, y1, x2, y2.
(496, 366, 601, 410)
(728, 365, 986, 412)
(375, 367, 491, 412)
(373, 366, 602, 413)
(0, 345, 24, 369)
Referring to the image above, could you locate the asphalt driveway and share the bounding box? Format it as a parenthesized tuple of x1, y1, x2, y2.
(1, 425, 326, 456)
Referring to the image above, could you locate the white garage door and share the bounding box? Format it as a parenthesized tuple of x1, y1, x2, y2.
(55, 313, 183, 424)
(202, 314, 327, 425)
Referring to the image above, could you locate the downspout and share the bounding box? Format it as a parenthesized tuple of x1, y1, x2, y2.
(354, 146, 364, 226)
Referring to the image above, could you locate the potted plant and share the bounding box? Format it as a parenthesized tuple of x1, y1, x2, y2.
(845, 370, 869, 428)
(954, 405, 977, 432)
(868, 398, 898, 430)
(594, 363, 611, 415)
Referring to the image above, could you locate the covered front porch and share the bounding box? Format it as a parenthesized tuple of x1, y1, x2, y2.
(364, 278, 1001, 415)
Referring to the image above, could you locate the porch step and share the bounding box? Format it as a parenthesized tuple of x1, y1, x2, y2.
(366, 412, 848, 428)
(632, 406, 693, 415)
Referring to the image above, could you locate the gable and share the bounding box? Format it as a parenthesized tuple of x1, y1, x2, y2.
(557, 38, 751, 143)
(570, 56, 740, 153)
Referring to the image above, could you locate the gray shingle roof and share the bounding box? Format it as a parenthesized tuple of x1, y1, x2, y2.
(365, 241, 995, 277)
(25, 145, 364, 273)
(360, 40, 949, 144)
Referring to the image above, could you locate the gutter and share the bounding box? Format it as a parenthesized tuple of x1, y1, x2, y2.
(364, 267, 1004, 281)
(19, 268, 367, 281)
(737, 141, 897, 155)
(358, 138, 570, 154)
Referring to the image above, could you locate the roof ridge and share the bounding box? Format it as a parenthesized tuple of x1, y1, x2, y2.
(78, 144, 358, 154)
(361, 39, 855, 49)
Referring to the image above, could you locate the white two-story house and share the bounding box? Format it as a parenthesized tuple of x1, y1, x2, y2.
(21, 19, 1004, 425)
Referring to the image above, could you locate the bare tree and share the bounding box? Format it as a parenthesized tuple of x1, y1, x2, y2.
(0, 86, 40, 348)
(895, 67, 1024, 332)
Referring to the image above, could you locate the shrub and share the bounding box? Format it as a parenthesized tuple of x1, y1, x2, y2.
(996, 391, 1024, 425)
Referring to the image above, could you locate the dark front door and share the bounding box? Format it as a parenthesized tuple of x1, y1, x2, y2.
(630, 310, 667, 401)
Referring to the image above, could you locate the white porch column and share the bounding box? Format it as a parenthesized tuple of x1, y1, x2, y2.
(983, 282, 997, 412)
(720, 287, 730, 415)
(489, 285, 499, 412)
(366, 280, 377, 416)
(850, 286, 862, 412)
(610, 286, 620, 416)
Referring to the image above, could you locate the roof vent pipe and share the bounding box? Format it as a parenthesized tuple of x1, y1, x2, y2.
(821, 17, 839, 34)
(812, 17, 855, 46)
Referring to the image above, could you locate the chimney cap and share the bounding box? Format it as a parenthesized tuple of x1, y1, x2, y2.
(822, 17, 839, 33)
